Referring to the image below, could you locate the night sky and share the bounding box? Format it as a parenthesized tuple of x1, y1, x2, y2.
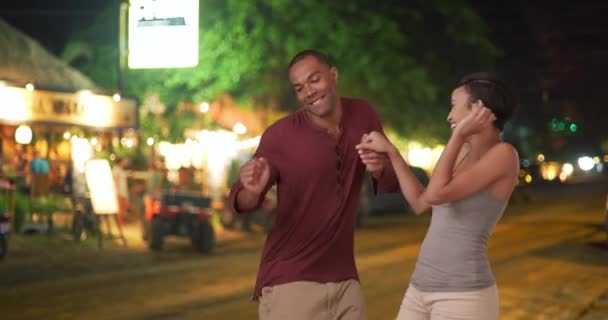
(2, 0, 608, 154)
(472, 0, 608, 154)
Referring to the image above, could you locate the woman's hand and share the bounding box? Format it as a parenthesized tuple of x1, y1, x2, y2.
(355, 131, 394, 154)
(453, 103, 496, 139)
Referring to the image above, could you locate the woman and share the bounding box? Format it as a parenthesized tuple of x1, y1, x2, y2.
(357, 72, 519, 320)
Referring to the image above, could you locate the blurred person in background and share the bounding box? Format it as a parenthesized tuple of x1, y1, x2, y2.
(29, 149, 50, 198)
(142, 159, 168, 231)
(112, 157, 130, 224)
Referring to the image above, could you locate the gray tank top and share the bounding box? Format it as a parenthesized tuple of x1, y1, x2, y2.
(410, 190, 507, 292)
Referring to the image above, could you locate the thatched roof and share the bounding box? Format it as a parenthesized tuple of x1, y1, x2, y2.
(0, 18, 98, 91)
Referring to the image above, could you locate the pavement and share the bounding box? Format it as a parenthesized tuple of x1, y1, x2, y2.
(1, 183, 607, 319)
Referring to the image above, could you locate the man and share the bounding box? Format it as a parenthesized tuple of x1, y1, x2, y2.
(30, 149, 49, 198)
(112, 157, 129, 224)
(229, 49, 398, 320)
(143, 159, 167, 222)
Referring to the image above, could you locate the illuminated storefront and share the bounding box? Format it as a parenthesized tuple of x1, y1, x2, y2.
(0, 83, 137, 190)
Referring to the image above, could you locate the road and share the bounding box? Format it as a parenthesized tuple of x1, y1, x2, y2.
(1, 183, 607, 320)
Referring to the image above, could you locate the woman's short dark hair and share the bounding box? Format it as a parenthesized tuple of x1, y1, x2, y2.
(454, 72, 517, 130)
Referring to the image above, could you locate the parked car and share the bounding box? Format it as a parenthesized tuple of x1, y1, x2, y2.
(363, 166, 430, 216)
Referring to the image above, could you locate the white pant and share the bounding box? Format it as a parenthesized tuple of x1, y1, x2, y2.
(395, 284, 499, 320)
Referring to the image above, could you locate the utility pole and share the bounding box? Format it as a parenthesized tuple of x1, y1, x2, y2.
(117, 1, 129, 94)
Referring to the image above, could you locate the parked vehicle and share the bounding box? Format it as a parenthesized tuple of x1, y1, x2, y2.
(219, 187, 276, 233)
(363, 166, 430, 216)
(145, 191, 214, 253)
(0, 214, 10, 260)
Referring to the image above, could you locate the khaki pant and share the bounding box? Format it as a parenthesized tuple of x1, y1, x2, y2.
(258, 280, 367, 320)
(395, 284, 499, 320)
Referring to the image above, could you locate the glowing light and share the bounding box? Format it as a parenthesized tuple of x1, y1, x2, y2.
(519, 170, 526, 178)
(121, 137, 135, 148)
(562, 163, 574, 175)
(593, 156, 600, 163)
(540, 162, 560, 181)
(235, 136, 261, 151)
(147, 137, 155, 146)
(195, 130, 238, 189)
(79, 91, 112, 127)
(15, 125, 32, 144)
(63, 132, 71, 140)
(90, 138, 98, 145)
(78, 90, 93, 98)
(559, 172, 567, 182)
(525, 174, 532, 183)
(537, 154, 545, 162)
(408, 146, 433, 169)
(578, 156, 595, 171)
(113, 93, 121, 102)
(71, 138, 94, 174)
(0, 86, 28, 121)
(199, 102, 210, 113)
(232, 122, 247, 135)
(25, 83, 34, 91)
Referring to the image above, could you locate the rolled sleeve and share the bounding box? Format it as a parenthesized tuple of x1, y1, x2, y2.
(371, 163, 399, 195)
(228, 125, 281, 214)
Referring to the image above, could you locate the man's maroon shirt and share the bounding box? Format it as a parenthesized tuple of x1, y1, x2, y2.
(230, 97, 399, 298)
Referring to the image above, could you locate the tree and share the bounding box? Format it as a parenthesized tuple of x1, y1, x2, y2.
(64, 0, 498, 143)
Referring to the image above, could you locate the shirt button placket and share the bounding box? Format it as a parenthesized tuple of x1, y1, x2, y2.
(335, 144, 343, 196)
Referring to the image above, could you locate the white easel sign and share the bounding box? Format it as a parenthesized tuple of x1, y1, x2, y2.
(85, 159, 119, 215)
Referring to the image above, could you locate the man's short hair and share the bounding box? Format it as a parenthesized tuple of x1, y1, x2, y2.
(288, 49, 333, 70)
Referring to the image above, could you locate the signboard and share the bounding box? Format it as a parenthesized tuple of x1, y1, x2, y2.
(85, 159, 119, 215)
(0, 86, 137, 128)
(128, 0, 199, 69)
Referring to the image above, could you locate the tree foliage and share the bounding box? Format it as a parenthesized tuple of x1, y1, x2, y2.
(64, 0, 499, 143)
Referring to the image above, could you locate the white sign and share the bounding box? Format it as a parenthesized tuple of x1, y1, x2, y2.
(128, 0, 199, 68)
(85, 160, 119, 215)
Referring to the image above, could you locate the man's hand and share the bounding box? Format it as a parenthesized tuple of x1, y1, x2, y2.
(356, 132, 394, 178)
(359, 149, 388, 178)
(239, 157, 271, 195)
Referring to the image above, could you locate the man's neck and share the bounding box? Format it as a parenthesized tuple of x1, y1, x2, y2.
(308, 101, 343, 133)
